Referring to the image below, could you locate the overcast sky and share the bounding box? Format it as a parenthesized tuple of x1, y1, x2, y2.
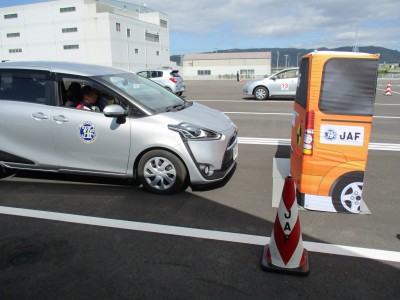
(2, 0, 399, 54)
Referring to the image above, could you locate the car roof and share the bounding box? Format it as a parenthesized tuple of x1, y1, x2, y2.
(277, 67, 299, 71)
(0, 61, 128, 76)
(137, 68, 178, 72)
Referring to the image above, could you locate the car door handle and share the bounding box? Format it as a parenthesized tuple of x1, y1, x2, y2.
(52, 115, 69, 123)
(31, 112, 49, 120)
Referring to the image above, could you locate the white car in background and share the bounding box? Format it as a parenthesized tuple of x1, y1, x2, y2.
(243, 67, 299, 100)
(137, 68, 186, 96)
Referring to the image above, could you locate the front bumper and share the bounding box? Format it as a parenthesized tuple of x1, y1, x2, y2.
(186, 129, 238, 184)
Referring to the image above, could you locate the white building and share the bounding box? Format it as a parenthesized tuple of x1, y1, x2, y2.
(0, 0, 171, 71)
(182, 52, 272, 80)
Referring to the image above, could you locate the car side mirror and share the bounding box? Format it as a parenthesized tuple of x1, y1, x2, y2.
(271, 76, 277, 81)
(103, 104, 127, 124)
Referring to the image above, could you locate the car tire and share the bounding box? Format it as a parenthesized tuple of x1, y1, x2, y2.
(331, 172, 364, 213)
(176, 92, 183, 96)
(138, 150, 188, 195)
(254, 87, 269, 100)
(0, 166, 14, 179)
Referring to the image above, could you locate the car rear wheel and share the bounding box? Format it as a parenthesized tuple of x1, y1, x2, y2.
(176, 92, 183, 96)
(331, 172, 364, 213)
(254, 87, 269, 100)
(138, 150, 188, 195)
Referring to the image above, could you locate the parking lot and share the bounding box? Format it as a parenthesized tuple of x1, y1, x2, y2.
(1, 79, 399, 299)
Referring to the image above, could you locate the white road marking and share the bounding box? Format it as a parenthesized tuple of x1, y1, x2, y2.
(238, 137, 400, 151)
(223, 112, 400, 119)
(1, 206, 399, 263)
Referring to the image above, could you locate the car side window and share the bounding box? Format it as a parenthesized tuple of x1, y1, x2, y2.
(277, 70, 297, 79)
(0, 69, 53, 105)
(137, 71, 149, 78)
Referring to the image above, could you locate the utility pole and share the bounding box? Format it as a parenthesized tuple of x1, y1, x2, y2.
(276, 51, 279, 71)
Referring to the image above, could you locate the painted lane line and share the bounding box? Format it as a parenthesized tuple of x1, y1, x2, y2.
(0, 206, 399, 263)
(238, 137, 400, 151)
(226, 112, 292, 116)
(195, 100, 293, 103)
(377, 88, 400, 95)
(374, 115, 400, 119)
(224, 112, 400, 119)
(375, 104, 400, 106)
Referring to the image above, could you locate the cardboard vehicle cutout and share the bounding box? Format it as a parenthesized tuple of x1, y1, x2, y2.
(290, 51, 379, 213)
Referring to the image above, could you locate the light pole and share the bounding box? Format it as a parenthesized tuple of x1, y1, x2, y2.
(284, 54, 289, 68)
(276, 51, 279, 71)
(297, 53, 301, 67)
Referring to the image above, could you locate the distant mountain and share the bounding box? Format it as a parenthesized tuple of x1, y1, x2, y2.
(171, 46, 400, 67)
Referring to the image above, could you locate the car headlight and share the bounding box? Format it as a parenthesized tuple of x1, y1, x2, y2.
(168, 123, 221, 140)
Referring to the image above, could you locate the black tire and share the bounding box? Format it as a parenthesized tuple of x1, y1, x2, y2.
(253, 86, 269, 100)
(176, 92, 183, 96)
(331, 172, 364, 213)
(0, 166, 14, 179)
(137, 150, 188, 195)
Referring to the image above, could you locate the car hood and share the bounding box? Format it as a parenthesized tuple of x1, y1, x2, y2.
(247, 77, 270, 85)
(164, 102, 235, 132)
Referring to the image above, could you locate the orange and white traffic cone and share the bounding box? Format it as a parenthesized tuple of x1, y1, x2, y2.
(261, 176, 310, 275)
(384, 82, 392, 96)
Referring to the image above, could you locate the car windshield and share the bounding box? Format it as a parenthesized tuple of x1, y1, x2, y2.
(97, 72, 185, 113)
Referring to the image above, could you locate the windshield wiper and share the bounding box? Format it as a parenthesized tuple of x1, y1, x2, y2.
(165, 102, 186, 112)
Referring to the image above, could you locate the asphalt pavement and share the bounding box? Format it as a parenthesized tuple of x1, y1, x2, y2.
(1, 79, 399, 299)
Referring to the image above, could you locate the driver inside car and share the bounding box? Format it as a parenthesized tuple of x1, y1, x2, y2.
(76, 85, 100, 112)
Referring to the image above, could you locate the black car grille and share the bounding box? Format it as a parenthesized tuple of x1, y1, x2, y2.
(221, 132, 237, 171)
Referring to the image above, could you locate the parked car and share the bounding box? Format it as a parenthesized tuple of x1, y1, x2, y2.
(243, 67, 299, 100)
(0, 61, 237, 195)
(137, 68, 185, 96)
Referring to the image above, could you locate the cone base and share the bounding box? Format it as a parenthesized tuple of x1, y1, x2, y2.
(261, 245, 310, 276)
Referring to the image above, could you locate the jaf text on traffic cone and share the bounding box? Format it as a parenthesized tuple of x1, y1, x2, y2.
(261, 176, 310, 275)
(384, 82, 392, 96)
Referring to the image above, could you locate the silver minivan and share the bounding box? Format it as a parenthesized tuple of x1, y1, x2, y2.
(0, 61, 238, 194)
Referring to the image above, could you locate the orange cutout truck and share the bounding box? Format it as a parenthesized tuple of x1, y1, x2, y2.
(290, 51, 379, 213)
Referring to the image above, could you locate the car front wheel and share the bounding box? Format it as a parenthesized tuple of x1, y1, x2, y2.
(138, 150, 188, 195)
(254, 87, 269, 100)
(0, 166, 13, 179)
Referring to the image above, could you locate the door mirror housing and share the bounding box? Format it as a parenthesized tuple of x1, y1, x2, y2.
(103, 104, 127, 117)
(103, 104, 127, 124)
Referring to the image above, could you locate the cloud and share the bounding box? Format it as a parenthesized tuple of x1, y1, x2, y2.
(144, 0, 400, 50)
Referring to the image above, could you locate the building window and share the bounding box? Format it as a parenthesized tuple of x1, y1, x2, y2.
(62, 27, 78, 33)
(160, 19, 167, 28)
(60, 7, 76, 13)
(4, 13, 18, 19)
(9, 48, 22, 53)
(240, 69, 255, 75)
(63, 44, 79, 50)
(135, 49, 139, 54)
(7, 33, 20, 38)
(156, 51, 159, 56)
(116, 23, 121, 32)
(127, 28, 130, 38)
(198, 70, 211, 76)
(145, 32, 159, 42)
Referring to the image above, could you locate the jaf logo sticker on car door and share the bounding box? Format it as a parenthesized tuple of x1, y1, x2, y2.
(77, 121, 98, 143)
